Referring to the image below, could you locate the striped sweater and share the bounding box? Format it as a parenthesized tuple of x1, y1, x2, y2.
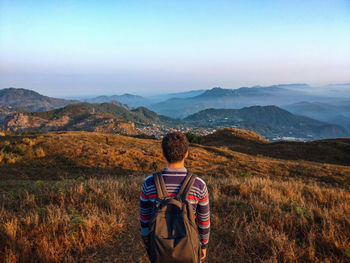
(139, 167, 210, 249)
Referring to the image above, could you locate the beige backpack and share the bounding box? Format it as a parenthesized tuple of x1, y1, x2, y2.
(148, 172, 201, 263)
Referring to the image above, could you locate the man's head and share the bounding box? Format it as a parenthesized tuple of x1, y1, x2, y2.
(161, 131, 189, 164)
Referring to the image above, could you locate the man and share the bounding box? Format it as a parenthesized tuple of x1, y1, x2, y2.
(139, 131, 210, 262)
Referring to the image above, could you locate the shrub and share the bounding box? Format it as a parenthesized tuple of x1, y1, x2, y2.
(185, 132, 203, 144)
(132, 133, 157, 140)
(68, 210, 86, 232)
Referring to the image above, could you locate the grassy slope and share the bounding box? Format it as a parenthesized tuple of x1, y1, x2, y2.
(1, 131, 350, 262)
(199, 128, 350, 166)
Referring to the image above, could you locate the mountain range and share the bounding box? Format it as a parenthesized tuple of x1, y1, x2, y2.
(84, 94, 147, 107)
(149, 84, 347, 118)
(83, 89, 206, 107)
(282, 101, 350, 130)
(1, 86, 349, 140)
(1, 101, 348, 140)
(184, 106, 349, 139)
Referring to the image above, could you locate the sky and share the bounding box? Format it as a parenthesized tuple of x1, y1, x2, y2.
(1, 0, 350, 97)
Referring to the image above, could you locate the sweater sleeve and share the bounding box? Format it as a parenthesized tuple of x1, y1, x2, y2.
(140, 178, 153, 236)
(195, 181, 210, 249)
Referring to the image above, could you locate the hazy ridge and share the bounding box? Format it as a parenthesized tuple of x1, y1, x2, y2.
(1, 86, 349, 141)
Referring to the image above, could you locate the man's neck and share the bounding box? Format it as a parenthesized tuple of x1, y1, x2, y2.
(167, 161, 185, 169)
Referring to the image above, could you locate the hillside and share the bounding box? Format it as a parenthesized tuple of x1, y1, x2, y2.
(184, 106, 349, 140)
(0, 87, 79, 111)
(200, 127, 268, 144)
(199, 128, 350, 166)
(0, 131, 349, 185)
(1, 103, 139, 134)
(149, 85, 339, 118)
(0, 131, 350, 262)
(1, 130, 349, 189)
(0, 103, 179, 134)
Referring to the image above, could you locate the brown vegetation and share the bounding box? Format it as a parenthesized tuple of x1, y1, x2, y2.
(2, 111, 138, 135)
(203, 127, 269, 144)
(0, 131, 350, 262)
(201, 128, 350, 166)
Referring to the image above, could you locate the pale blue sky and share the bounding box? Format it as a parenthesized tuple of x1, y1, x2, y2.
(1, 0, 350, 96)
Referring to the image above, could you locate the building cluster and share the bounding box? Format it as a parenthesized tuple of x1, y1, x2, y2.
(135, 124, 215, 139)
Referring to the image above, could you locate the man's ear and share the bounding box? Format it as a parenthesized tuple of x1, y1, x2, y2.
(184, 151, 189, 159)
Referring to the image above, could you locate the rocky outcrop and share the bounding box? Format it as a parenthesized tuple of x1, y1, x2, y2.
(1, 112, 138, 135)
(0, 106, 21, 124)
(3, 113, 44, 131)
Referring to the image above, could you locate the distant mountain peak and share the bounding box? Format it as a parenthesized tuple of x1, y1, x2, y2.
(2, 87, 42, 95)
(211, 86, 223, 91)
(196, 87, 234, 98)
(121, 93, 143, 97)
(0, 87, 78, 112)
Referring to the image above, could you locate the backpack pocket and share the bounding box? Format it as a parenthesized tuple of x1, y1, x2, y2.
(155, 207, 187, 239)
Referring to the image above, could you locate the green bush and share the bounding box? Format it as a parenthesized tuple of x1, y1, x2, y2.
(185, 132, 203, 144)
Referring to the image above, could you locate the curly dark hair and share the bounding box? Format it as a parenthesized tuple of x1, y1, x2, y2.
(161, 131, 189, 163)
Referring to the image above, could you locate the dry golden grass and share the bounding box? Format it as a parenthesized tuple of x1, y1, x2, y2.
(1, 131, 349, 185)
(1, 175, 350, 262)
(0, 137, 45, 164)
(203, 127, 269, 143)
(200, 128, 350, 166)
(0, 178, 139, 262)
(0, 131, 350, 262)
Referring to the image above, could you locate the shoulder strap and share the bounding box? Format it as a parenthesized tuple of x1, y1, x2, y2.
(176, 172, 197, 200)
(153, 171, 168, 199)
